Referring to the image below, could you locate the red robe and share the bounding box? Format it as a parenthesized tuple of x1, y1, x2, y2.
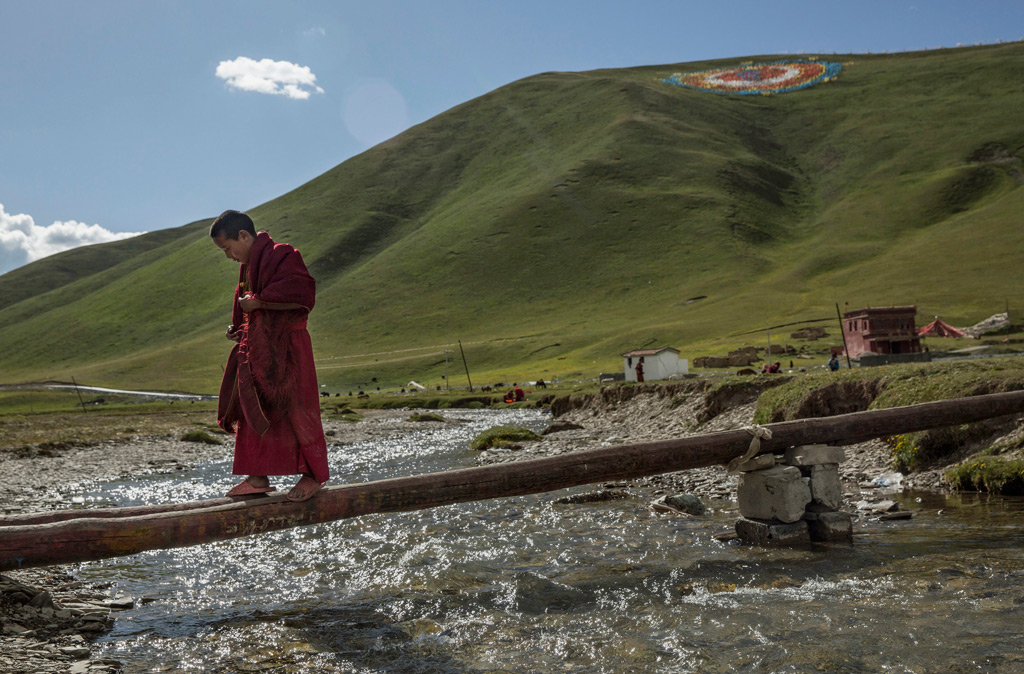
(216, 232, 329, 484)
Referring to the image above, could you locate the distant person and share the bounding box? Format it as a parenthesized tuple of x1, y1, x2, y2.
(211, 210, 328, 502)
(828, 354, 840, 372)
(514, 383, 525, 401)
(635, 357, 645, 382)
(768, 361, 781, 374)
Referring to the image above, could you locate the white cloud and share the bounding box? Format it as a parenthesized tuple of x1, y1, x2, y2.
(0, 203, 142, 276)
(215, 56, 324, 100)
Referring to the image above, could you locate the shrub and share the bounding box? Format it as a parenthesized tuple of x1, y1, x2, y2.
(470, 425, 542, 450)
(887, 434, 920, 472)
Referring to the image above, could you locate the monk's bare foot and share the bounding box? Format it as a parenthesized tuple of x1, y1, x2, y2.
(286, 475, 322, 502)
(226, 475, 273, 497)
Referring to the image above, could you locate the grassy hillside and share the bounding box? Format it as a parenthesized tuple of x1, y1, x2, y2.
(1, 44, 1023, 392)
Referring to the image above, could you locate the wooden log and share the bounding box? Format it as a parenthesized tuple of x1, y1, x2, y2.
(2, 389, 1024, 570)
(0, 495, 254, 527)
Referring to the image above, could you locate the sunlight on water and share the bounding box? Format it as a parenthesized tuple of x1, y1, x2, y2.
(63, 409, 1024, 673)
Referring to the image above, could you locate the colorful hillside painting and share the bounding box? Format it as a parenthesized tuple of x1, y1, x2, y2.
(663, 59, 841, 95)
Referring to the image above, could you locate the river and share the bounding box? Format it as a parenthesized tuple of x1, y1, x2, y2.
(65, 408, 1024, 673)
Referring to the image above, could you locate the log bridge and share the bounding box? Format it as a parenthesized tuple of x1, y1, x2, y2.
(3, 390, 1024, 571)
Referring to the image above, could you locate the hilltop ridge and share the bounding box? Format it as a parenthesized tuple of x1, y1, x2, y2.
(1, 43, 1023, 391)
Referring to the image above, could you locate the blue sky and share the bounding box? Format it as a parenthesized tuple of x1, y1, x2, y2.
(2, 0, 1022, 274)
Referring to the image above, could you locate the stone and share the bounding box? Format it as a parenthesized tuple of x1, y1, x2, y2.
(103, 596, 135, 610)
(79, 621, 107, 633)
(737, 465, 811, 523)
(60, 646, 91, 658)
(803, 510, 853, 541)
(662, 493, 707, 516)
(879, 511, 914, 521)
(542, 421, 583, 435)
(735, 517, 810, 545)
(784, 444, 846, 466)
(732, 454, 775, 472)
(28, 590, 54, 609)
(808, 463, 843, 509)
(856, 499, 898, 514)
(70, 661, 91, 674)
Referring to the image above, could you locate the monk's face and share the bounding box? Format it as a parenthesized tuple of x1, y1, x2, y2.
(213, 231, 254, 264)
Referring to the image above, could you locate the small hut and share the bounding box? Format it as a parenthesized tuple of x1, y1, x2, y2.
(622, 348, 688, 382)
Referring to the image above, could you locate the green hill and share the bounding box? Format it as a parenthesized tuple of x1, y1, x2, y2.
(2, 44, 1023, 392)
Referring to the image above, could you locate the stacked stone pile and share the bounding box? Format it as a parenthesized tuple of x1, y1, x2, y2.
(734, 444, 853, 545)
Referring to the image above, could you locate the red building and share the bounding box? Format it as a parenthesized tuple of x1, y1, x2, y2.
(842, 306, 921, 358)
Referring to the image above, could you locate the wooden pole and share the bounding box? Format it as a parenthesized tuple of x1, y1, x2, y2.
(458, 339, 473, 392)
(4, 390, 1024, 571)
(71, 376, 88, 413)
(836, 303, 853, 369)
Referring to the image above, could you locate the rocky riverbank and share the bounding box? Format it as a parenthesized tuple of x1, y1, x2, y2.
(0, 410, 421, 674)
(476, 382, 1012, 497)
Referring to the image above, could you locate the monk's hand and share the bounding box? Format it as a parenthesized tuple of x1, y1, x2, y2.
(239, 294, 262, 313)
(225, 325, 242, 342)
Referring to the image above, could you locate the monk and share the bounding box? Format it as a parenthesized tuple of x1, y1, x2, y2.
(210, 210, 329, 502)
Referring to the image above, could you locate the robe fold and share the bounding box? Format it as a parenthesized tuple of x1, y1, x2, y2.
(216, 232, 329, 484)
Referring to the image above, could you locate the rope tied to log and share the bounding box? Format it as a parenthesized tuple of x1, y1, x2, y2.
(727, 425, 773, 473)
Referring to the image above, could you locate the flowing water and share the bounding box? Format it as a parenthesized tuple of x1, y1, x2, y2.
(66, 409, 1024, 673)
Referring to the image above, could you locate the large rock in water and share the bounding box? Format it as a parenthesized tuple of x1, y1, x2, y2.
(737, 465, 811, 523)
(660, 493, 707, 516)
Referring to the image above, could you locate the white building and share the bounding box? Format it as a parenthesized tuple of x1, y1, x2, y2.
(622, 347, 688, 382)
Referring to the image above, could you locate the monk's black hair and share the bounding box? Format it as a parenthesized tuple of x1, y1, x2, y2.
(209, 210, 256, 240)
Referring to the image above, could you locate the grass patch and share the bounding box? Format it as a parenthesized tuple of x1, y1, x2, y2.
(945, 456, 1024, 494)
(323, 403, 363, 423)
(0, 389, 220, 452)
(754, 358, 1024, 423)
(408, 413, 445, 422)
(470, 425, 542, 450)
